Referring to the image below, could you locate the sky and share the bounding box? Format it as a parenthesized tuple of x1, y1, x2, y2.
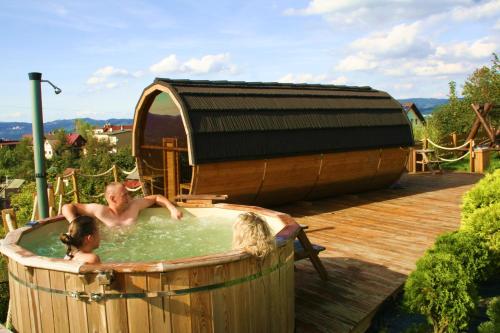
(0, 0, 498, 122)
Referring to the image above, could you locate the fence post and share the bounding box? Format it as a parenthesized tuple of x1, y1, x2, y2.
(112, 164, 119, 182)
(469, 140, 475, 173)
(47, 184, 55, 217)
(55, 177, 65, 215)
(71, 173, 80, 203)
(31, 195, 39, 221)
(1, 209, 18, 232)
(452, 133, 457, 147)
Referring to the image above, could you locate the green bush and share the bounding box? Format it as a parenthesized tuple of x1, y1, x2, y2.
(404, 252, 476, 333)
(9, 182, 37, 224)
(478, 297, 500, 333)
(461, 169, 500, 221)
(0, 281, 8, 324)
(429, 231, 491, 283)
(461, 203, 500, 253)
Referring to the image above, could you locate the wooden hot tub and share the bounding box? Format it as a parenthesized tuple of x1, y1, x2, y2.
(0, 204, 299, 333)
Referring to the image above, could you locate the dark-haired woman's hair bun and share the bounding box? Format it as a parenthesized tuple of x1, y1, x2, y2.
(59, 233, 73, 245)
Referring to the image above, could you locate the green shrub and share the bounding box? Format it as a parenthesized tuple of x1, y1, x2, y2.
(461, 203, 500, 254)
(0, 281, 8, 324)
(478, 297, 500, 333)
(404, 252, 476, 333)
(430, 231, 491, 283)
(9, 182, 36, 224)
(461, 169, 500, 221)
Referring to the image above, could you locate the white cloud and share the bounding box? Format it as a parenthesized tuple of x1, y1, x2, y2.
(149, 53, 238, 75)
(495, 19, 500, 29)
(149, 55, 181, 74)
(350, 22, 432, 58)
(336, 53, 377, 71)
(435, 38, 497, 59)
(451, 0, 500, 21)
(86, 65, 131, 90)
(284, 1, 500, 27)
(93, 66, 129, 77)
(278, 73, 348, 85)
(86, 76, 106, 85)
(412, 60, 469, 76)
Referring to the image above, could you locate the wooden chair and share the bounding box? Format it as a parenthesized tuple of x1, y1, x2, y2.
(294, 224, 328, 281)
(414, 149, 442, 173)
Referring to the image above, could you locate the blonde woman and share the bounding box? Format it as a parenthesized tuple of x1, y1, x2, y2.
(232, 212, 276, 259)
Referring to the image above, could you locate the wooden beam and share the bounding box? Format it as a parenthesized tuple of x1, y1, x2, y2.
(467, 104, 492, 143)
(471, 104, 495, 143)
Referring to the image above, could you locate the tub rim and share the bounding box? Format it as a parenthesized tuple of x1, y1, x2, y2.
(0, 203, 300, 274)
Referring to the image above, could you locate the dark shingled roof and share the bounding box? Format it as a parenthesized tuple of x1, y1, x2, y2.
(154, 78, 414, 164)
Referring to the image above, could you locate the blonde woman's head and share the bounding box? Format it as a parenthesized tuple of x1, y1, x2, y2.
(232, 212, 275, 259)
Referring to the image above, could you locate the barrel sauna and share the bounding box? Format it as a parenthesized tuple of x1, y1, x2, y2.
(132, 79, 414, 205)
(0, 204, 299, 333)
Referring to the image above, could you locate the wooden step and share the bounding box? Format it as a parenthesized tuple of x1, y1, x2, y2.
(294, 239, 326, 261)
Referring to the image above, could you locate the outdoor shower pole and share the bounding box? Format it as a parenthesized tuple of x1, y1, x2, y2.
(28, 72, 49, 219)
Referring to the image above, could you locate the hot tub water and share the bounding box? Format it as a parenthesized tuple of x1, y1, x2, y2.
(20, 208, 234, 262)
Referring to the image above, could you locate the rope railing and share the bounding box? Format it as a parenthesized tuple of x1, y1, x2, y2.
(120, 165, 137, 175)
(77, 166, 115, 178)
(426, 138, 471, 151)
(435, 150, 471, 162)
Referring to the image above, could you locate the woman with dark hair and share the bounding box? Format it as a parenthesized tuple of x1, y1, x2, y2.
(60, 216, 101, 264)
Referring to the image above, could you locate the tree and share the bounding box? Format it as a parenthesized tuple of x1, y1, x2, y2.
(462, 53, 500, 105)
(404, 251, 476, 333)
(9, 182, 36, 224)
(426, 54, 500, 143)
(427, 82, 473, 141)
(74, 119, 94, 141)
(0, 138, 35, 182)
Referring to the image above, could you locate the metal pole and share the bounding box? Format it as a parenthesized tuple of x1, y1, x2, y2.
(28, 72, 49, 219)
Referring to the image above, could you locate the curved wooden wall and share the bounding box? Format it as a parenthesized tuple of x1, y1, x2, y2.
(191, 147, 409, 205)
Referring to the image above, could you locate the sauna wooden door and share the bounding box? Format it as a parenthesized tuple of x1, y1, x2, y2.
(162, 137, 180, 200)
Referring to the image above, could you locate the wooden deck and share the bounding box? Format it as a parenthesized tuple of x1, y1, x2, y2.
(276, 172, 483, 333)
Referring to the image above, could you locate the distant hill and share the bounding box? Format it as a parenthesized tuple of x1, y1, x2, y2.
(398, 98, 448, 116)
(0, 118, 133, 140)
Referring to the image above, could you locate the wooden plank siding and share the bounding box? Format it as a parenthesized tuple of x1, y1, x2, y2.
(277, 172, 483, 333)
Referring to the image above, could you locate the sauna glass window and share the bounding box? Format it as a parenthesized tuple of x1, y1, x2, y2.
(141, 92, 191, 195)
(142, 92, 187, 147)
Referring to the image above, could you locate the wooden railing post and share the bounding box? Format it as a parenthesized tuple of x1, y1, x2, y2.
(452, 132, 457, 147)
(54, 176, 65, 215)
(47, 183, 55, 217)
(2, 209, 18, 232)
(31, 195, 39, 221)
(469, 140, 475, 173)
(71, 173, 80, 203)
(112, 164, 119, 182)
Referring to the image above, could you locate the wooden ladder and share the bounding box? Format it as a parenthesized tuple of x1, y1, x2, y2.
(294, 225, 328, 281)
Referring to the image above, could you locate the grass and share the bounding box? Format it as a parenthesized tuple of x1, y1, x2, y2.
(441, 151, 500, 173)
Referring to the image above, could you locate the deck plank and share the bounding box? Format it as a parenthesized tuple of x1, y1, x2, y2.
(275, 172, 482, 333)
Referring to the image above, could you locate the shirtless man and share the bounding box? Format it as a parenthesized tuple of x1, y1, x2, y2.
(62, 182, 183, 227)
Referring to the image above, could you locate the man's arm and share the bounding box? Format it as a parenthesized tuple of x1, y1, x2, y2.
(133, 195, 183, 220)
(61, 203, 103, 222)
